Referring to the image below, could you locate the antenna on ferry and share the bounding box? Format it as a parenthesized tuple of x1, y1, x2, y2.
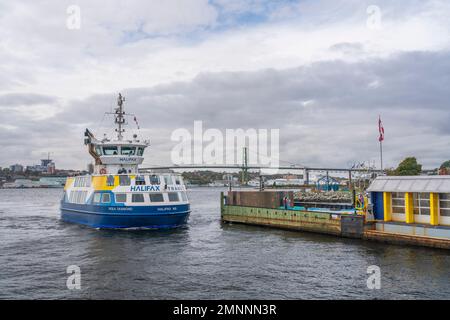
(115, 93, 126, 141)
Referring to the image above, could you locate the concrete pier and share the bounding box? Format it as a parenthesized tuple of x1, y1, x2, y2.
(221, 191, 450, 250)
(221, 191, 365, 239)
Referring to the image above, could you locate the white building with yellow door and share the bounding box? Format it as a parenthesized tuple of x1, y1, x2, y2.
(367, 176, 450, 240)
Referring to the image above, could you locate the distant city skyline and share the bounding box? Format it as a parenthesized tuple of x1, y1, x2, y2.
(1, 1, 450, 169)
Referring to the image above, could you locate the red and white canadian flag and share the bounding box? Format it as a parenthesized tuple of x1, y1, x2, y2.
(378, 116, 385, 142)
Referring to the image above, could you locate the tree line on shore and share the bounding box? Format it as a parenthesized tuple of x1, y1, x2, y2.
(386, 157, 450, 176)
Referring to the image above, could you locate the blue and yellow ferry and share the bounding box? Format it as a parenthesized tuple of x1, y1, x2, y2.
(60, 94, 190, 229)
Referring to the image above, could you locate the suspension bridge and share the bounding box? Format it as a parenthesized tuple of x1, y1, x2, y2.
(140, 148, 381, 185)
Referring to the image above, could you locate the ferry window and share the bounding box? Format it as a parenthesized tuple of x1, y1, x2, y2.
(101, 193, 111, 203)
(149, 193, 164, 202)
(175, 177, 181, 185)
(103, 146, 118, 155)
(121, 146, 136, 156)
(150, 175, 160, 185)
(74, 176, 92, 188)
(95, 146, 103, 156)
(116, 193, 127, 203)
(81, 191, 88, 204)
(119, 175, 131, 186)
(132, 194, 145, 203)
(168, 192, 179, 202)
(135, 176, 146, 185)
(93, 193, 101, 204)
(107, 175, 115, 186)
(164, 175, 172, 185)
(137, 147, 144, 156)
(180, 192, 188, 202)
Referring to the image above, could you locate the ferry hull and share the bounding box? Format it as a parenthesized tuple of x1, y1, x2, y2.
(60, 203, 190, 229)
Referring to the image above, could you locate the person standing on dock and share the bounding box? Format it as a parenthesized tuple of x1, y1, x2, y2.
(283, 196, 288, 210)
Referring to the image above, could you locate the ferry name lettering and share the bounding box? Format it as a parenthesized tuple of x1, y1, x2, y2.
(119, 157, 138, 162)
(167, 186, 183, 191)
(156, 207, 178, 211)
(108, 207, 132, 211)
(130, 185, 161, 192)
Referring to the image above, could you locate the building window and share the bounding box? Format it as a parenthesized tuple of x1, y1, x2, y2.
(107, 175, 115, 186)
(101, 193, 111, 203)
(168, 192, 179, 202)
(119, 175, 131, 186)
(150, 175, 160, 185)
(413, 193, 430, 216)
(439, 194, 450, 217)
(391, 192, 405, 214)
(116, 193, 127, 203)
(149, 193, 164, 203)
(121, 146, 136, 156)
(135, 176, 146, 185)
(103, 146, 118, 155)
(132, 194, 145, 203)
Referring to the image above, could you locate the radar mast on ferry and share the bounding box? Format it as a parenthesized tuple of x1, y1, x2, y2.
(113, 93, 125, 141)
(83, 93, 150, 175)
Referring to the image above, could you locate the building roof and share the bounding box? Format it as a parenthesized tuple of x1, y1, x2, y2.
(367, 175, 450, 193)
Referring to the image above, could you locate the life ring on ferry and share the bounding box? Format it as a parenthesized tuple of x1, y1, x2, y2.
(99, 168, 107, 175)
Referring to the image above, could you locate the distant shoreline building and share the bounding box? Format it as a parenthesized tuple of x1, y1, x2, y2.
(25, 158, 56, 174)
(9, 164, 24, 173)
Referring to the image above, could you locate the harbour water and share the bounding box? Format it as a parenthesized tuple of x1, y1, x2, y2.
(0, 188, 449, 299)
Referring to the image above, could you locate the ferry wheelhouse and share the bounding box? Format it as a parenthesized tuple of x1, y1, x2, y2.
(60, 94, 190, 229)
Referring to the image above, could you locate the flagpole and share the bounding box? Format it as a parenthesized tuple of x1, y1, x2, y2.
(380, 139, 383, 173)
(378, 115, 384, 174)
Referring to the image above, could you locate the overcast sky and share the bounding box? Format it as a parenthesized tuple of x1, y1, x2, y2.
(0, 0, 449, 170)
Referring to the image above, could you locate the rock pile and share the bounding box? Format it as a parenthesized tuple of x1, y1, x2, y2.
(294, 191, 352, 203)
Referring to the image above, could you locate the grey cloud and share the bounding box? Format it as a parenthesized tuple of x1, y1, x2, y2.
(329, 42, 364, 55)
(2, 50, 450, 169)
(0, 93, 58, 107)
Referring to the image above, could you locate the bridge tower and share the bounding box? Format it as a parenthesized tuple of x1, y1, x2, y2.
(240, 147, 249, 185)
